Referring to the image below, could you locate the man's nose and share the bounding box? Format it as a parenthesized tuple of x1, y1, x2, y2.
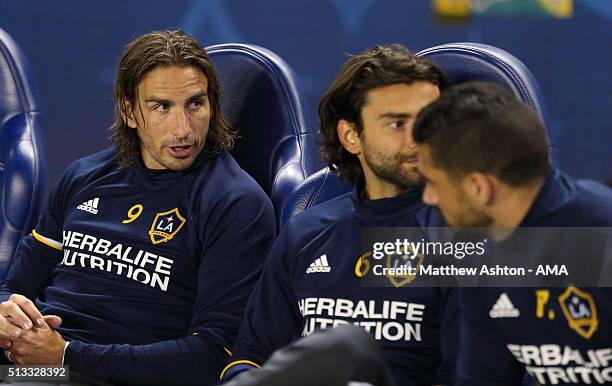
(172, 109, 192, 139)
(422, 184, 438, 206)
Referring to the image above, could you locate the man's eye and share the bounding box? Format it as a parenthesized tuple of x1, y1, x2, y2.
(389, 121, 406, 129)
(154, 104, 169, 112)
(188, 100, 202, 109)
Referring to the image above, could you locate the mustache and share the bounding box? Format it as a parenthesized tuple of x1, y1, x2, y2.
(163, 139, 196, 147)
(397, 152, 418, 163)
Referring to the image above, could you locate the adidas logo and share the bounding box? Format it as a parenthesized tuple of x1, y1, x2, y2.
(306, 255, 331, 274)
(489, 292, 520, 318)
(77, 197, 100, 214)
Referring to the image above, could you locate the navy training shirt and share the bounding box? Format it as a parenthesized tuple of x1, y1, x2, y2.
(457, 169, 612, 385)
(0, 147, 276, 385)
(223, 186, 459, 386)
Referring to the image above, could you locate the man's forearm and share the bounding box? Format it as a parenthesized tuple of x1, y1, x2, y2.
(0, 234, 60, 303)
(65, 334, 227, 385)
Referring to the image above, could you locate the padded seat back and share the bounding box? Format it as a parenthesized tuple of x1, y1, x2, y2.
(0, 28, 45, 278)
(417, 42, 558, 165)
(207, 44, 323, 223)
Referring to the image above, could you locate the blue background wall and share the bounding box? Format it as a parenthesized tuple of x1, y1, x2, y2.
(1, 0, 611, 189)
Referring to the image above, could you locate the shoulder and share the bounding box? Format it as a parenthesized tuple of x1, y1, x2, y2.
(60, 147, 118, 182)
(574, 179, 612, 209)
(266, 192, 354, 269)
(202, 152, 267, 198)
(192, 153, 273, 223)
(569, 177, 612, 226)
(49, 147, 118, 197)
(283, 192, 354, 240)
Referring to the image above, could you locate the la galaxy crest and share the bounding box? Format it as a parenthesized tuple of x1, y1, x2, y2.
(558, 286, 598, 339)
(148, 208, 186, 244)
(385, 251, 424, 288)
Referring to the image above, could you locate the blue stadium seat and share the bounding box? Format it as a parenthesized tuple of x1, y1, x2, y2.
(281, 166, 352, 224)
(206, 44, 323, 224)
(281, 42, 559, 225)
(417, 42, 559, 166)
(0, 28, 45, 278)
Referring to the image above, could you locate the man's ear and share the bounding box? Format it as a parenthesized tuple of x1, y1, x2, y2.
(337, 119, 361, 155)
(462, 172, 494, 207)
(121, 100, 138, 129)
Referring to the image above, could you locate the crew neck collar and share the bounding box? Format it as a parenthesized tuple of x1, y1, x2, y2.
(350, 179, 424, 219)
(132, 147, 209, 181)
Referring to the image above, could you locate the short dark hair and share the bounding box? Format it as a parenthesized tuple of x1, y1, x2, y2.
(110, 30, 235, 167)
(319, 44, 449, 183)
(413, 82, 549, 186)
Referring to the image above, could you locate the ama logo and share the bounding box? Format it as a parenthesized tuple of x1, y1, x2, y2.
(149, 208, 187, 244)
(558, 286, 599, 339)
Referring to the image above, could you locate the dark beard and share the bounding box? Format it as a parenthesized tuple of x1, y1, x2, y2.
(363, 149, 424, 190)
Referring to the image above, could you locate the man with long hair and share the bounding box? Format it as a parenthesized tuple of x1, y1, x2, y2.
(222, 44, 457, 386)
(0, 30, 275, 385)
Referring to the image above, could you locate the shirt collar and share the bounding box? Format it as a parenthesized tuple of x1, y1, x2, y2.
(132, 146, 210, 181)
(519, 167, 573, 226)
(350, 179, 425, 219)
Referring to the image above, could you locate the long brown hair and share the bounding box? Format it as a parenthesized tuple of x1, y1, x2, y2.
(110, 30, 235, 167)
(319, 44, 448, 183)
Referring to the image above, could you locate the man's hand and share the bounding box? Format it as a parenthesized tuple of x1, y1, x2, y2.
(0, 315, 62, 350)
(6, 322, 65, 365)
(0, 294, 63, 350)
(0, 294, 45, 338)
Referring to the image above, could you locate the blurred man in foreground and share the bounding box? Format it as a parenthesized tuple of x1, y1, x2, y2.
(414, 82, 612, 385)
